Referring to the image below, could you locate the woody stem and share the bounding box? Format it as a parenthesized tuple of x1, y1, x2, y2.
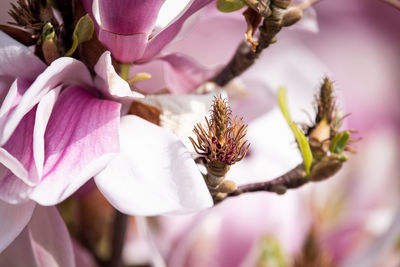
(216, 164, 308, 204)
(210, 4, 284, 86)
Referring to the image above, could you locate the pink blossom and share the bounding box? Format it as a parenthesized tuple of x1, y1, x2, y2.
(0, 31, 212, 252)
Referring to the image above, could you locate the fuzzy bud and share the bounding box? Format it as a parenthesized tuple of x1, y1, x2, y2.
(310, 155, 346, 181)
(218, 180, 238, 194)
(282, 7, 303, 27)
(272, 0, 292, 9)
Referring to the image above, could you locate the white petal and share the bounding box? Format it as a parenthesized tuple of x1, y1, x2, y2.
(94, 51, 143, 103)
(136, 92, 218, 151)
(0, 31, 46, 80)
(95, 115, 213, 216)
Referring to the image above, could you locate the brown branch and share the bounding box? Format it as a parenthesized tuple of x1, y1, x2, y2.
(211, 0, 324, 87)
(227, 164, 308, 198)
(211, 15, 282, 86)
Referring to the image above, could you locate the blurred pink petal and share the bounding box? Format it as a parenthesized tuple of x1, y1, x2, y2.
(73, 239, 98, 267)
(0, 31, 46, 81)
(30, 86, 120, 205)
(140, 0, 214, 62)
(159, 53, 214, 94)
(95, 115, 213, 216)
(165, 193, 310, 267)
(0, 206, 75, 267)
(0, 200, 35, 253)
(342, 205, 400, 267)
(0, 228, 39, 266)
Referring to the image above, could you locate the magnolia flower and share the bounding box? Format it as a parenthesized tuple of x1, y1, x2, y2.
(0, 31, 212, 253)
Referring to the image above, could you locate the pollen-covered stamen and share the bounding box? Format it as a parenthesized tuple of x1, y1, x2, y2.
(190, 95, 249, 168)
(211, 95, 231, 145)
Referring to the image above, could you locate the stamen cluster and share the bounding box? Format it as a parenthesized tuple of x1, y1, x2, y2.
(9, 0, 44, 32)
(190, 95, 249, 168)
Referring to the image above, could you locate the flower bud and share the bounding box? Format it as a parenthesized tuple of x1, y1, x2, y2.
(309, 155, 346, 181)
(218, 180, 238, 194)
(282, 7, 303, 27)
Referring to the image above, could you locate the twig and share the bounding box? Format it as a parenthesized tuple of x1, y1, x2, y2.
(211, 0, 324, 86)
(211, 14, 282, 86)
(108, 210, 128, 267)
(223, 164, 308, 201)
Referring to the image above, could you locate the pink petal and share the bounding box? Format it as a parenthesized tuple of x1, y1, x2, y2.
(0, 228, 38, 266)
(28, 206, 75, 267)
(162, 9, 245, 69)
(73, 239, 98, 267)
(90, 0, 163, 62)
(342, 206, 400, 267)
(33, 87, 62, 179)
(0, 87, 61, 204)
(0, 57, 92, 146)
(94, 115, 213, 216)
(158, 53, 215, 94)
(30, 86, 120, 205)
(0, 200, 35, 253)
(0, 206, 75, 267)
(0, 107, 39, 203)
(0, 31, 46, 81)
(140, 0, 214, 62)
(95, 0, 164, 34)
(97, 30, 148, 63)
(0, 76, 14, 105)
(94, 51, 143, 102)
(229, 76, 276, 123)
(0, 79, 30, 136)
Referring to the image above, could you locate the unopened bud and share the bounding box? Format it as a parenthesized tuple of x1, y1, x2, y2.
(218, 180, 237, 193)
(272, 0, 291, 9)
(42, 38, 59, 65)
(310, 155, 345, 181)
(272, 185, 287, 195)
(282, 7, 303, 27)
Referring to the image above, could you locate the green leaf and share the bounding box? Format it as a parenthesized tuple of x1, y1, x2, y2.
(291, 122, 313, 175)
(329, 131, 350, 154)
(65, 14, 94, 57)
(217, 0, 246, 12)
(278, 87, 313, 175)
(277, 88, 292, 125)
